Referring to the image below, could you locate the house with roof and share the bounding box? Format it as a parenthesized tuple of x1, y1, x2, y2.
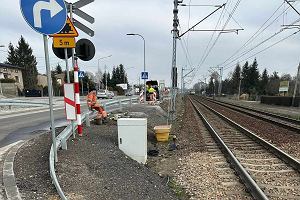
(0, 63, 24, 90)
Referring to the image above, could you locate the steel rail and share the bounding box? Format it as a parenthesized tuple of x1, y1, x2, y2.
(193, 97, 300, 171)
(201, 97, 300, 133)
(206, 97, 300, 125)
(189, 97, 268, 200)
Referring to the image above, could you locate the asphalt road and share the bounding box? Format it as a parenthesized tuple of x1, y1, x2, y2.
(0, 106, 87, 148)
(0, 96, 133, 148)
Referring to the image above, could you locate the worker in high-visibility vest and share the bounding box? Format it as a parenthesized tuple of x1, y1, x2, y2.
(148, 85, 156, 104)
(86, 90, 107, 120)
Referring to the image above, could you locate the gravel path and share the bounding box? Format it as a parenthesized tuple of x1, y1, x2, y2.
(56, 105, 178, 200)
(14, 131, 60, 200)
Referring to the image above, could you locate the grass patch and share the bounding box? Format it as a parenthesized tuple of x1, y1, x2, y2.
(168, 177, 190, 199)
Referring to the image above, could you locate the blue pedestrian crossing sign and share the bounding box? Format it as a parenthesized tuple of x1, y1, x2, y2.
(78, 71, 85, 78)
(20, 0, 67, 35)
(141, 72, 148, 80)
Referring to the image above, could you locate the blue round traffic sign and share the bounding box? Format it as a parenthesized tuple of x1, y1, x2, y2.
(20, 0, 67, 35)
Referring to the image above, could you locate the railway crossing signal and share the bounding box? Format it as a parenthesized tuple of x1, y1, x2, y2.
(65, 0, 95, 37)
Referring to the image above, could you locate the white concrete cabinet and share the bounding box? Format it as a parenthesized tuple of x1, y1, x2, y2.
(117, 118, 147, 164)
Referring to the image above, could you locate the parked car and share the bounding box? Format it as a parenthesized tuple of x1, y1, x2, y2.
(24, 89, 42, 97)
(108, 91, 114, 99)
(97, 89, 108, 99)
(125, 90, 133, 96)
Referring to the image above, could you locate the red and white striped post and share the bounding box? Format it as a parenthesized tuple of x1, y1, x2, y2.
(74, 59, 82, 136)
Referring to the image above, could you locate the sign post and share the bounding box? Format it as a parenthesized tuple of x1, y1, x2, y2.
(20, 0, 67, 162)
(141, 72, 148, 103)
(79, 71, 85, 95)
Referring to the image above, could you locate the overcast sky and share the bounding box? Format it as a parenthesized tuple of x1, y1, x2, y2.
(1, 0, 300, 87)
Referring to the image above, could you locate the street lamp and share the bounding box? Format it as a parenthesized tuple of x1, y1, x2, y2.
(97, 55, 112, 90)
(126, 33, 146, 104)
(0, 45, 4, 95)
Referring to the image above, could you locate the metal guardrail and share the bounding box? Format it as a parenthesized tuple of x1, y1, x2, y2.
(49, 97, 138, 200)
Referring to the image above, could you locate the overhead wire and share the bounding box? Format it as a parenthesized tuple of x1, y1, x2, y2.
(198, 2, 227, 68)
(188, 0, 242, 85)
(186, 0, 229, 84)
(198, 0, 242, 69)
(224, 29, 300, 70)
(222, 17, 300, 69)
(219, 2, 290, 67)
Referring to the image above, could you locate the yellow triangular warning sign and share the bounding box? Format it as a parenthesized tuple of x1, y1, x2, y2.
(51, 17, 79, 37)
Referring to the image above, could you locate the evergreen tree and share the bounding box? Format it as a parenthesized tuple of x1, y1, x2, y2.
(247, 58, 260, 96)
(111, 67, 117, 86)
(207, 77, 215, 95)
(266, 71, 280, 95)
(51, 71, 59, 96)
(241, 61, 250, 93)
(231, 63, 241, 94)
(55, 64, 63, 74)
(7, 36, 38, 90)
(222, 78, 231, 94)
(64, 70, 74, 83)
(5, 43, 17, 65)
(115, 66, 121, 83)
(259, 68, 269, 95)
(107, 72, 111, 87)
(82, 74, 96, 93)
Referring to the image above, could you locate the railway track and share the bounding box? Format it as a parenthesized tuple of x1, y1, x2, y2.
(189, 97, 300, 200)
(198, 96, 300, 133)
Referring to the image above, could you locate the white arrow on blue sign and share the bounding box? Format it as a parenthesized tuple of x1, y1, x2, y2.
(78, 71, 85, 78)
(20, 0, 67, 35)
(141, 72, 148, 80)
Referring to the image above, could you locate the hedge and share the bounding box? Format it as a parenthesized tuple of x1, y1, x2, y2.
(261, 96, 300, 107)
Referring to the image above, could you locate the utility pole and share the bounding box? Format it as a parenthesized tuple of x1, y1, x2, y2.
(105, 65, 108, 91)
(170, 0, 182, 121)
(97, 64, 101, 90)
(181, 67, 184, 94)
(181, 67, 195, 94)
(218, 66, 223, 97)
(238, 77, 242, 100)
(292, 63, 300, 106)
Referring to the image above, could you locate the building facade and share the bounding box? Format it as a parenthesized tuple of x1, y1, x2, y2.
(0, 63, 24, 90)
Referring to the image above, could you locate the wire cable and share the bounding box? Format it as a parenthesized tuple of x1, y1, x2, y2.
(219, 2, 296, 67)
(224, 29, 300, 71)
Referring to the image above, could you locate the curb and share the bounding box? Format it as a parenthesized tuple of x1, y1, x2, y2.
(3, 141, 24, 200)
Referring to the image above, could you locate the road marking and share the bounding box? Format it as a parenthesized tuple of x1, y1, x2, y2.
(0, 107, 65, 120)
